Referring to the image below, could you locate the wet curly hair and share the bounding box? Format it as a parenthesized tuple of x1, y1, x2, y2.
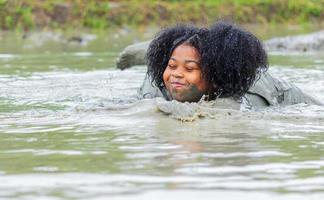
(146, 21, 268, 99)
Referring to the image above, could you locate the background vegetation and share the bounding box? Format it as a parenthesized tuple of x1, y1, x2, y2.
(0, 0, 323, 30)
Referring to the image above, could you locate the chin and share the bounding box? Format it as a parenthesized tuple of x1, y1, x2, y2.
(171, 90, 204, 103)
(173, 95, 198, 103)
(174, 97, 186, 102)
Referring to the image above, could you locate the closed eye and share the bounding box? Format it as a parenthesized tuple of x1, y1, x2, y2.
(185, 66, 199, 72)
(186, 67, 194, 72)
(167, 64, 177, 70)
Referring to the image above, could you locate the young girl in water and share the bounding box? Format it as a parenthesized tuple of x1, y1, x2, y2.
(138, 22, 322, 108)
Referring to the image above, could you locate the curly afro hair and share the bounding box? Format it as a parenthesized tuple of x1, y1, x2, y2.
(146, 21, 268, 100)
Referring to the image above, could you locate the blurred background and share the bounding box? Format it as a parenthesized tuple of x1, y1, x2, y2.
(0, 0, 323, 36)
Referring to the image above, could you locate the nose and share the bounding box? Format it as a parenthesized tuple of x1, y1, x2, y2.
(171, 67, 184, 78)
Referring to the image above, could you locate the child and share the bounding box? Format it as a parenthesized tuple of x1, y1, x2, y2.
(118, 22, 322, 109)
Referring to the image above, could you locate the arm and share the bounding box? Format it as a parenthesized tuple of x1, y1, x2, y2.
(116, 41, 150, 70)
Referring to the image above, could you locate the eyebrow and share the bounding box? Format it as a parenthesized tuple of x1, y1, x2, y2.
(170, 57, 200, 65)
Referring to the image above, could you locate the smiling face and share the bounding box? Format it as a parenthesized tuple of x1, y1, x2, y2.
(163, 44, 208, 102)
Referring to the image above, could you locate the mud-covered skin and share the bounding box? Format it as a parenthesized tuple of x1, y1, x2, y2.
(116, 41, 150, 70)
(155, 97, 242, 121)
(167, 84, 206, 103)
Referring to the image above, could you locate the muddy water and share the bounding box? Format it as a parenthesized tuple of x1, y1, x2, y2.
(0, 30, 324, 199)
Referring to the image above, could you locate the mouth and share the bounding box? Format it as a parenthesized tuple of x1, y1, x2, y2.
(170, 81, 186, 89)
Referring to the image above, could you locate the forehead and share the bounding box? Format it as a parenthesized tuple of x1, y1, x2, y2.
(171, 44, 200, 61)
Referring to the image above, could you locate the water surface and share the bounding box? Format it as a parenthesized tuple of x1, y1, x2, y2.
(0, 30, 324, 199)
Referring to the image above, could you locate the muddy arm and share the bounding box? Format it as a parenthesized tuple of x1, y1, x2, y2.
(116, 41, 151, 70)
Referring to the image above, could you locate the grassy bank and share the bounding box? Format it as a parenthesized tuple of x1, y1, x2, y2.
(0, 0, 323, 30)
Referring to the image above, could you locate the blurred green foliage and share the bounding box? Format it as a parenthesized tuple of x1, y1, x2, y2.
(0, 0, 323, 30)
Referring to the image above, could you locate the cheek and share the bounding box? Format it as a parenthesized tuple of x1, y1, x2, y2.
(187, 72, 202, 83)
(163, 69, 170, 83)
(188, 72, 208, 91)
(199, 79, 208, 91)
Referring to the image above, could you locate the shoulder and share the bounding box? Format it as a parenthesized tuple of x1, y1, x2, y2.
(248, 71, 322, 106)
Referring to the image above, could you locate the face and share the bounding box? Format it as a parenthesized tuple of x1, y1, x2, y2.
(163, 44, 208, 102)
